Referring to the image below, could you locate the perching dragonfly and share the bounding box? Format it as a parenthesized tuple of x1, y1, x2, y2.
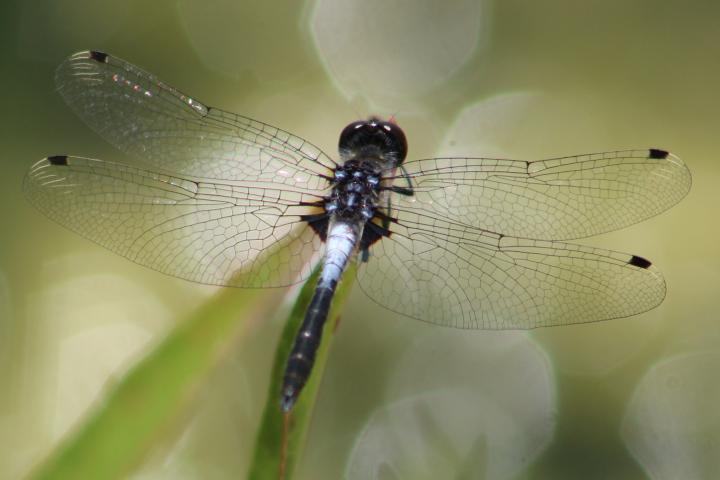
(25, 51, 691, 411)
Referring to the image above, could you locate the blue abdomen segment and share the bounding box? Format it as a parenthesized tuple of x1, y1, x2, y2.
(280, 220, 361, 412)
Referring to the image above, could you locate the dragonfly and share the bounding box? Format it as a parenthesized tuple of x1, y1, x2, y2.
(25, 51, 692, 412)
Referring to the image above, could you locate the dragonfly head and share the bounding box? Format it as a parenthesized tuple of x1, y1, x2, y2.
(338, 117, 408, 166)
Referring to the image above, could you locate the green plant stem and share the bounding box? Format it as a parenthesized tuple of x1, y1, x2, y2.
(29, 285, 284, 480)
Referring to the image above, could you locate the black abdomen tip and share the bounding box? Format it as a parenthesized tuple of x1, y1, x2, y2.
(628, 255, 652, 269)
(47, 155, 69, 166)
(648, 148, 669, 160)
(89, 51, 109, 63)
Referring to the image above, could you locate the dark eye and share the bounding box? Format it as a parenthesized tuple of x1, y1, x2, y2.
(380, 121, 408, 163)
(338, 120, 368, 151)
(338, 118, 408, 163)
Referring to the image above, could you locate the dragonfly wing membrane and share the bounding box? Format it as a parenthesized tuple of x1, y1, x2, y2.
(395, 150, 691, 240)
(56, 51, 335, 183)
(25, 156, 326, 287)
(357, 211, 666, 329)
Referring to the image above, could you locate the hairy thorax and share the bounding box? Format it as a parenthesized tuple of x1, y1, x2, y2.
(325, 158, 383, 223)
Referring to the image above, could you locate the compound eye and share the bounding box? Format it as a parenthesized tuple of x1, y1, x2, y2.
(338, 121, 367, 152)
(380, 121, 408, 163)
(338, 118, 408, 163)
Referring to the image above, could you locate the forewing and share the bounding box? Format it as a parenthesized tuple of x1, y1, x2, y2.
(357, 211, 665, 329)
(393, 149, 691, 241)
(25, 156, 327, 288)
(55, 50, 335, 183)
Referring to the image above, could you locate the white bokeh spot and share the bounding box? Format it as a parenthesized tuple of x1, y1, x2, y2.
(311, 0, 486, 111)
(621, 351, 720, 479)
(347, 331, 556, 479)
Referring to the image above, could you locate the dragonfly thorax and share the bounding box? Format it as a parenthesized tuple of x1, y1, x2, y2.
(326, 160, 381, 222)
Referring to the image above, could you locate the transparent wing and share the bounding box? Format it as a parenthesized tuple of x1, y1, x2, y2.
(357, 211, 665, 329)
(56, 50, 335, 183)
(25, 156, 328, 288)
(390, 149, 691, 241)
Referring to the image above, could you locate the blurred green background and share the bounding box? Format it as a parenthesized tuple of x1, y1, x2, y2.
(1, 0, 719, 479)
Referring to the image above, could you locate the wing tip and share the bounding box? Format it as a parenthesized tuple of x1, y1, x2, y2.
(47, 155, 69, 166)
(648, 148, 670, 160)
(628, 255, 652, 269)
(89, 50, 109, 63)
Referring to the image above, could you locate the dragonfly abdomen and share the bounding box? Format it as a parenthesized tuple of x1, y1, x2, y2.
(280, 286, 334, 412)
(281, 220, 363, 412)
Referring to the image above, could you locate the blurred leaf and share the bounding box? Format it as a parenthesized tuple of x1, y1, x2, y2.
(28, 283, 285, 480)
